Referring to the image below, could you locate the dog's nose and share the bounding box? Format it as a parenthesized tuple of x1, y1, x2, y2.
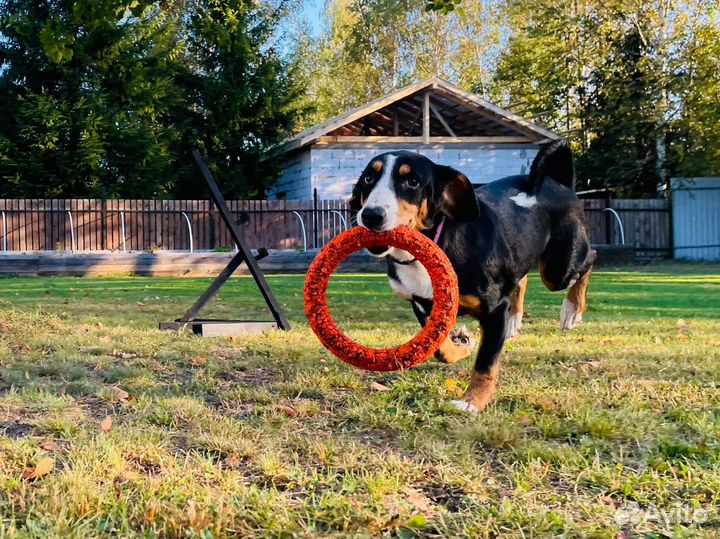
(360, 206, 386, 230)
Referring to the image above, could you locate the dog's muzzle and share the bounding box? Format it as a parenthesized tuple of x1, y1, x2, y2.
(359, 206, 386, 231)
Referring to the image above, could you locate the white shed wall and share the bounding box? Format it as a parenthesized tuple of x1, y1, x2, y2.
(267, 152, 312, 200)
(269, 144, 539, 200)
(311, 145, 539, 199)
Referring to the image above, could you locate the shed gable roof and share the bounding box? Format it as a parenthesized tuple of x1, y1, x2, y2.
(281, 77, 559, 153)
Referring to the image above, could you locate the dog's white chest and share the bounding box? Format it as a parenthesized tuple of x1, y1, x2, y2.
(389, 260, 433, 300)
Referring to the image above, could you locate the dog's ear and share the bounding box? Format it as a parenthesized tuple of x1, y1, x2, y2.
(433, 165, 480, 222)
(348, 177, 364, 214)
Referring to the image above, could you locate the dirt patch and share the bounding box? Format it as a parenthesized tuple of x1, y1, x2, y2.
(74, 394, 116, 420)
(355, 428, 399, 450)
(235, 367, 276, 387)
(0, 421, 34, 439)
(419, 482, 471, 512)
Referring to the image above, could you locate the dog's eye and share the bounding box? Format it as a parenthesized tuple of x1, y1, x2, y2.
(362, 176, 374, 185)
(403, 178, 420, 189)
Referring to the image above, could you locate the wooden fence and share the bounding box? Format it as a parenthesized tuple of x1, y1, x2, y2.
(0, 199, 350, 252)
(583, 198, 671, 258)
(0, 198, 670, 257)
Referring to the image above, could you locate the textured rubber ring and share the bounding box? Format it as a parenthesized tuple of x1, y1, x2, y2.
(304, 226, 459, 371)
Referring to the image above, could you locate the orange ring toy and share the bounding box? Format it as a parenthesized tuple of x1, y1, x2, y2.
(304, 226, 459, 371)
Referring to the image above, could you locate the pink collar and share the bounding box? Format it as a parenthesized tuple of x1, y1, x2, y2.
(433, 216, 446, 243)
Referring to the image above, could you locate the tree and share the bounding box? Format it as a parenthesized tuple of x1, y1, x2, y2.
(491, 0, 720, 196)
(176, 0, 306, 198)
(667, 10, 720, 177)
(0, 0, 187, 197)
(579, 29, 662, 196)
(299, 0, 502, 128)
(0, 0, 306, 198)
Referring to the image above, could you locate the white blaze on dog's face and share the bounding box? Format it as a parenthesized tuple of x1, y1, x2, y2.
(357, 154, 399, 231)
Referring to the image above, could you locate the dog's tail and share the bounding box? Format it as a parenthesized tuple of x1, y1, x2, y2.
(528, 139, 575, 194)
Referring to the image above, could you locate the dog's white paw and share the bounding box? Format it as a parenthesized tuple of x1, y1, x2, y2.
(505, 312, 523, 338)
(448, 400, 480, 414)
(450, 325, 475, 347)
(560, 298, 583, 330)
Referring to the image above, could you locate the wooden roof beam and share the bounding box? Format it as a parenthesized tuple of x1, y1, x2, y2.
(314, 135, 534, 145)
(432, 86, 556, 141)
(430, 102, 456, 137)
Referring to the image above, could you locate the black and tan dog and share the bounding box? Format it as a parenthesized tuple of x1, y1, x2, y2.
(349, 140, 596, 412)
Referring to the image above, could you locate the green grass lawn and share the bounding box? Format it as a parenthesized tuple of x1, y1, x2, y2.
(1, 264, 719, 538)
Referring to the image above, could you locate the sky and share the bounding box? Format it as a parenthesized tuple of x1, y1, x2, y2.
(300, 0, 324, 37)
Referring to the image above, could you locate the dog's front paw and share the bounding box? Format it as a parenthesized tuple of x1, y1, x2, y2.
(448, 400, 480, 414)
(435, 326, 476, 364)
(560, 298, 583, 330)
(454, 371, 498, 412)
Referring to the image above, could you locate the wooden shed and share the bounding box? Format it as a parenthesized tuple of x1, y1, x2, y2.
(268, 77, 560, 200)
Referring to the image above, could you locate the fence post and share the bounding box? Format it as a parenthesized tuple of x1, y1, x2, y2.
(667, 189, 674, 259)
(313, 188, 319, 249)
(209, 198, 216, 249)
(101, 199, 107, 250)
(604, 192, 612, 244)
(1, 210, 6, 251)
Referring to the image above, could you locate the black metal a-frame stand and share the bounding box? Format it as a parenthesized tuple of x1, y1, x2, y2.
(159, 150, 291, 336)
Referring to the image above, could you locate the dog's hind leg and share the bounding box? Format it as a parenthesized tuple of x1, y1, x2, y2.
(506, 275, 528, 338)
(560, 257, 595, 330)
(539, 215, 596, 330)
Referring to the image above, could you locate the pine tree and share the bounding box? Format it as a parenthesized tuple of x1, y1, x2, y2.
(0, 0, 187, 197)
(579, 30, 662, 196)
(0, 0, 306, 198)
(177, 0, 305, 198)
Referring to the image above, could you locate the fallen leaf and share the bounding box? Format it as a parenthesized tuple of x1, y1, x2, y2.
(101, 416, 113, 433)
(109, 386, 132, 402)
(190, 356, 207, 367)
(370, 381, 390, 392)
(400, 486, 437, 516)
(224, 454, 244, 469)
(444, 378, 462, 395)
(143, 502, 159, 523)
(121, 469, 142, 481)
(677, 319, 691, 334)
(23, 457, 54, 480)
(578, 360, 602, 372)
(40, 440, 61, 451)
(112, 350, 137, 359)
(276, 404, 298, 417)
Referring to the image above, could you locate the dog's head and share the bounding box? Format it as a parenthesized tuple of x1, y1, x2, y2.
(348, 151, 479, 255)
